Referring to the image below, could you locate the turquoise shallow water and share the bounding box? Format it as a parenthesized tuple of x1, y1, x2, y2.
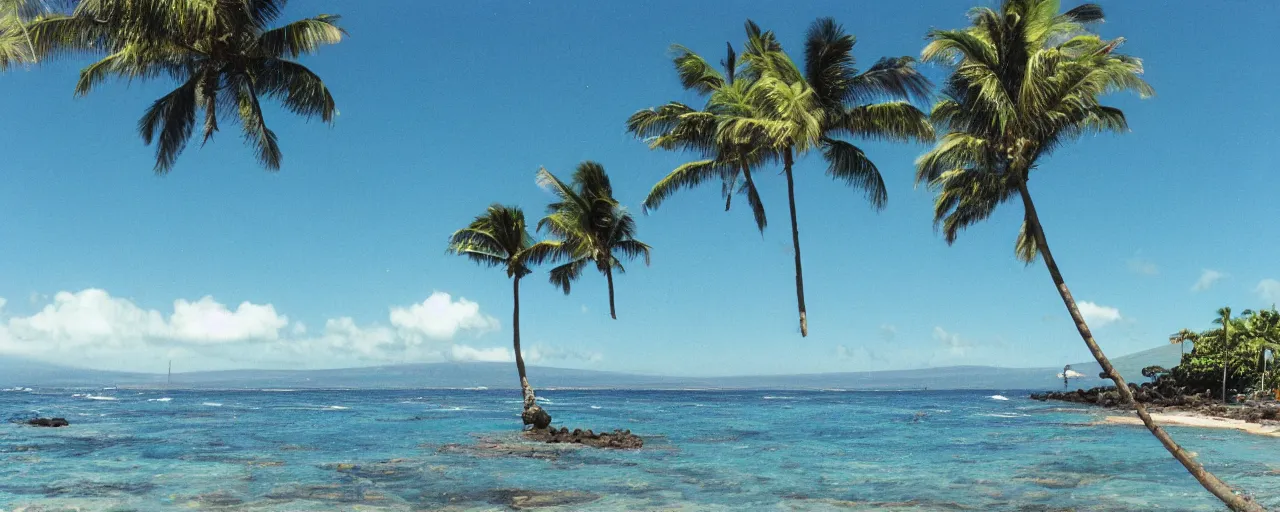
(1, 388, 1277, 511)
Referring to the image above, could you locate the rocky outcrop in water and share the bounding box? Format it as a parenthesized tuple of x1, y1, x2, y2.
(1032, 381, 1280, 425)
(525, 427, 643, 449)
(521, 405, 552, 430)
(25, 417, 69, 427)
(1031, 377, 1215, 408)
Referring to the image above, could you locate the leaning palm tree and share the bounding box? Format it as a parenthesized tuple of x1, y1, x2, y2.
(915, 1, 1259, 509)
(531, 162, 651, 320)
(446, 204, 551, 430)
(28, 0, 343, 173)
(716, 19, 933, 337)
(1169, 328, 1198, 357)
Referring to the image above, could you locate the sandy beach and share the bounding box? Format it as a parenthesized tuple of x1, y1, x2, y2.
(1104, 411, 1280, 438)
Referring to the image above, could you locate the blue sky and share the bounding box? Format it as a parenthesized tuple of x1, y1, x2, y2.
(0, 1, 1276, 376)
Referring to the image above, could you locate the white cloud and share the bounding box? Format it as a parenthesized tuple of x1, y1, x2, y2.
(168, 297, 288, 343)
(1126, 255, 1159, 276)
(1257, 279, 1280, 303)
(1077, 301, 1122, 327)
(450, 345, 512, 362)
(933, 326, 972, 357)
(0, 288, 511, 372)
(1191, 269, 1226, 292)
(389, 292, 499, 341)
(0, 297, 6, 313)
(5, 289, 287, 348)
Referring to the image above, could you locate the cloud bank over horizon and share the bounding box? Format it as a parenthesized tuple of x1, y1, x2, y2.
(0, 288, 600, 373)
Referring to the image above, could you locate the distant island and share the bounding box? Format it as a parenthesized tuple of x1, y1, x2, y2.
(0, 343, 1180, 391)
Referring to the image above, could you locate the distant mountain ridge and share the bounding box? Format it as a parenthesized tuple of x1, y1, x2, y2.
(0, 343, 1182, 391)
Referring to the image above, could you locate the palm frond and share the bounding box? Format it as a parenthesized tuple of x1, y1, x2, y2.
(230, 72, 282, 170)
(255, 14, 344, 59)
(821, 138, 886, 210)
(671, 44, 724, 95)
(137, 73, 200, 174)
(643, 159, 736, 212)
(1015, 218, 1040, 264)
(802, 17, 856, 110)
(253, 58, 337, 123)
(834, 101, 934, 143)
(613, 239, 651, 266)
(548, 258, 589, 294)
(846, 56, 932, 105)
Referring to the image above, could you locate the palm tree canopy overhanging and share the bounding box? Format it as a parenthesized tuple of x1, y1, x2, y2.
(914, 0, 1152, 261)
(446, 204, 535, 279)
(26, 0, 344, 173)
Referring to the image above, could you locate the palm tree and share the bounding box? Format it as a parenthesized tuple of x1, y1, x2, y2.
(446, 205, 551, 430)
(28, 0, 343, 173)
(1169, 328, 1198, 357)
(1211, 307, 1235, 403)
(531, 162, 651, 320)
(627, 42, 771, 233)
(915, 2, 1259, 509)
(718, 19, 933, 337)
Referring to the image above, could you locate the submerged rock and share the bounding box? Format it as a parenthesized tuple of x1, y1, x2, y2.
(26, 417, 69, 428)
(525, 426, 643, 449)
(486, 489, 600, 509)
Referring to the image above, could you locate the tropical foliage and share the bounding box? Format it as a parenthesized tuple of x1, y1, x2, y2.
(0, 0, 51, 70)
(528, 162, 651, 320)
(913, 1, 1260, 510)
(26, 0, 343, 172)
(629, 18, 932, 336)
(446, 204, 550, 429)
(1172, 306, 1280, 399)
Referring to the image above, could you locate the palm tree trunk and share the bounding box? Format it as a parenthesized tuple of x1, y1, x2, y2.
(606, 266, 617, 320)
(1017, 183, 1262, 512)
(783, 148, 808, 337)
(1222, 362, 1229, 403)
(513, 277, 535, 412)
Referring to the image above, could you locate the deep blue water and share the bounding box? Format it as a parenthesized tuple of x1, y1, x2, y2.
(1, 388, 1277, 511)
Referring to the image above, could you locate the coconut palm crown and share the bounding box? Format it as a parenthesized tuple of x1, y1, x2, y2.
(28, 0, 344, 173)
(529, 161, 651, 320)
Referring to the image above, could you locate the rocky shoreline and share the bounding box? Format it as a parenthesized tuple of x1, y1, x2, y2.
(1031, 383, 1279, 429)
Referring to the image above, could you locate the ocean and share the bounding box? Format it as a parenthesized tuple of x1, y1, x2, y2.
(1, 388, 1276, 511)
